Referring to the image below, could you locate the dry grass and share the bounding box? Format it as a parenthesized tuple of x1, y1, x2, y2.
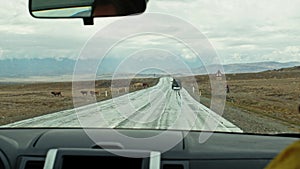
(2, 67, 300, 128)
(0, 78, 158, 125)
(181, 67, 300, 126)
(226, 77, 300, 125)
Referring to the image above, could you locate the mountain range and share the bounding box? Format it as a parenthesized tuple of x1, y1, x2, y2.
(0, 59, 299, 80)
(191, 61, 300, 75)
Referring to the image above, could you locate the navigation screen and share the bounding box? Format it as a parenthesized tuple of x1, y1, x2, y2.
(61, 156, 145, 169)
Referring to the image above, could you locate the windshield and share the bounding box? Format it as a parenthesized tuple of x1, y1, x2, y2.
(1, 0, 300, 134)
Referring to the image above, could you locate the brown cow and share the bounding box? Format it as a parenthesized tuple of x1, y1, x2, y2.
(80, 91, 88, 95)
(133, 82, 142, 88)
(133, 82, 149, 89)
(90, 91, 100, 96)
(133, 82, 143, 89)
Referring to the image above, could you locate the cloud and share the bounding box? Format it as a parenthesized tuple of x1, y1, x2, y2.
(0, 0, 114, 60)
(0, 0, 300, 66)
(148, 0, 300, 64)
(180, 47, 197, 60)
(261, 46, 300, 62)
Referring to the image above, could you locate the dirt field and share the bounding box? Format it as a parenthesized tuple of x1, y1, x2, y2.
(1, 67, 300, 132)
(0, 78, 158, 125)
(181, 66, 300, 132)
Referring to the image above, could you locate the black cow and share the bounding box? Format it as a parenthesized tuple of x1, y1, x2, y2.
(51, 91, 62, 97)
(142, 83, 149, 88)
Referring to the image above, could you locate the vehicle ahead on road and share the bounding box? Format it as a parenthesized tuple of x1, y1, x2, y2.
(0, 0, 300, 169)
(171, 78, 181, 90)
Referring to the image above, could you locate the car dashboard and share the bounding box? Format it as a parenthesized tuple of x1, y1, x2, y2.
(0, 128, 298, 169)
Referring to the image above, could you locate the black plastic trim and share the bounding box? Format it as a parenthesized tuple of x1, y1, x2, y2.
(0, 150, 10, 169)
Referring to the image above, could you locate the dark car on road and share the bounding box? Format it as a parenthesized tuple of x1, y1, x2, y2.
(172, 78, 182, 90)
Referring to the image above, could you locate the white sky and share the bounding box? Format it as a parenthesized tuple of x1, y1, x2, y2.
(0, 0, 300, 64)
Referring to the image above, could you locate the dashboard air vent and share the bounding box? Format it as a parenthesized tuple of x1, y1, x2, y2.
(162, 161, 188, 169)
(163, 164, 184, 169)
(19, 157, 45, 169)
(24, 161, 45, 169)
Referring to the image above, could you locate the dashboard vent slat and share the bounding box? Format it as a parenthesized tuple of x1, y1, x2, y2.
(162, 161, 188, 169)
(24, 161, 45, 169)
(19, 157, 45, 169)
(163, 164, 184, 169)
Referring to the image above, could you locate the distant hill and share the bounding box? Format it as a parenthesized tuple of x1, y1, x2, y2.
(0, 58, 299, 79)
(270, 66, 300, 72)
(0, 58, 114, 78)
(0, 58, 75, 78)
(192, 61, 300, 74)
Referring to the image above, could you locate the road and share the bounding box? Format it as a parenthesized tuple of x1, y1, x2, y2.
(2, 77, 242, 132)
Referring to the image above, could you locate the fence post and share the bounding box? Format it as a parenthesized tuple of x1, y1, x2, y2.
(199, 90, 201, 102)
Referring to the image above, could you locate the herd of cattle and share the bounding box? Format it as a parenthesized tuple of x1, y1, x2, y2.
(50, 82, 149, 97)
(80, 90, 100, 96)
(132, 82, 149, 88)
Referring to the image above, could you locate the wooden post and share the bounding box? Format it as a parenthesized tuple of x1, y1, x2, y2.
(199, 90, 201, 102)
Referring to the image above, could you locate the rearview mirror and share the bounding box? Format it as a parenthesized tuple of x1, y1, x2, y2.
(29, 0, 147, 25)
